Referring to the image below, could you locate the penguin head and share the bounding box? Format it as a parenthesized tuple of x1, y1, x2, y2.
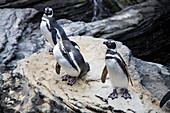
(103, 40, 116, 49)
(44, 7, 53, 17)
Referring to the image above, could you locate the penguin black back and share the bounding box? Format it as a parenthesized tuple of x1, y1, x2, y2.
(47, 17, 69, 41)
(62, 40, 88, 74)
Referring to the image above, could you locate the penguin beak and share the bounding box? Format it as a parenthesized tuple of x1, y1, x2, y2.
(43, 14, 47, 18)
(103, 41, 107, 45)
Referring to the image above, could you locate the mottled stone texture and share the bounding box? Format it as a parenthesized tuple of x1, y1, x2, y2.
(0, 8, 38, 66)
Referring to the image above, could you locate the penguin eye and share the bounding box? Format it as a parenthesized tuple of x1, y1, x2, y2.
(45, 8, 53, 16)
(49, 11, 52, 15)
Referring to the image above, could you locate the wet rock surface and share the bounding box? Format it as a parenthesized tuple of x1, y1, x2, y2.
(0, 36, 169, 112)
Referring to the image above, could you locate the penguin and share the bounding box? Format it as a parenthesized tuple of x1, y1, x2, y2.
(101, 39, 133, 99)
(53, 35, 90, 86)
(160, 91, 170, 108)
(40, 7, 80, 51)
(40, 7, 80, 74)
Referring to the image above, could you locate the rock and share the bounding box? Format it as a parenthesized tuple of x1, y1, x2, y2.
(13, 22, 47, 66)
(1, 0, 169, 71)
(57, 1, 170, 66)
(0, 0, 150, 22)
(0, 36, 169, 112)
(0, 8, 38, 67)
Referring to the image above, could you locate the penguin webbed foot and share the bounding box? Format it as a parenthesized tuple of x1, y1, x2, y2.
(62, 74, 70, 81)
(49, 48, 53, 55)
(108, 89, 118, 100)
(56, 62, 61, 74)
(67, 77, 78, 86)
(121, 89, 131, 99)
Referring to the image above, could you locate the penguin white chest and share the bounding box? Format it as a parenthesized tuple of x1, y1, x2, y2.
(106, 59, 128, 89)
(53, 43, 80, 77)
(40, 21, 54, 47)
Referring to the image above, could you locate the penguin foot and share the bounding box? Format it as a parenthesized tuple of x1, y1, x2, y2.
(62, 74, 70, 81)
(108, 89, 118, 100)
(121, 89, 131, 99)
(67, 77, 77, 86)
(49, 48, 53, 55)
(55, 62, 61, 74)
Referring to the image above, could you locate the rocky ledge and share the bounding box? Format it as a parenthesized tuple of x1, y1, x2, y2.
(0, 36, 169, 112)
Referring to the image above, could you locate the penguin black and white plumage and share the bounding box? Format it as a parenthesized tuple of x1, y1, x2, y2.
(101, 40, 133, 99)
(40, 7, 80, 74)
(40, 7, 79, 49)
(53, 36, 90, 85)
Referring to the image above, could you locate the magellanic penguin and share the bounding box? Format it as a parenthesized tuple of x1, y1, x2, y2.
(53, 34, 90, 86)
(40, 7, 79, 50)
(40, 7, 80, 74)
(101, 40, 133, 99)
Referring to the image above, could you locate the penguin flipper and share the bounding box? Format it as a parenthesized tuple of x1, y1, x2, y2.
(101, 65, 108, 83)
(51, 29, 57, 45)
(160, 91, 170, 108)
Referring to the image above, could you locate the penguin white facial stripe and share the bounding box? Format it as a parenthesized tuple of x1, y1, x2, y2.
(45, 7, 53, 17)
(110, 40, 116, 43)
(48, 8, 53, 17)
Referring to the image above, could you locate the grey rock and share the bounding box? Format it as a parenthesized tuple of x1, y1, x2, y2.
(12, 22, 47, 66)
(0, 0, 150, 22)
(131, 58, 170, 100)
(58, 1, 170, 66)
(0, 8, 38, 66)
